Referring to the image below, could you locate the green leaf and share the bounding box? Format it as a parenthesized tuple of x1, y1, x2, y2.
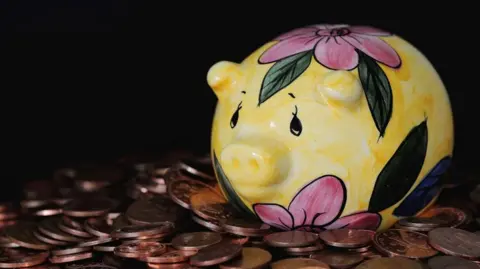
(368, 120, 428, 212)
(258, 51, 312, 105)
(213, 153, 257, 219)
(358, 50, 393, 137)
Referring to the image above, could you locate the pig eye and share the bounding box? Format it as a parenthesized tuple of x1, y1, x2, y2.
(230, 102, 242, 129)
(290, 105, 302, 136)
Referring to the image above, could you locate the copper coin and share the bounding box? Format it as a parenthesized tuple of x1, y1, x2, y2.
(49, 252, 93, 264)
(394, 222, 434, 232)
(171, 232, 222, 250)
(168, 177, 214, 209)
(77, 237, 114, 248)
(110, 222, 174, 239)
(428, 227, 480, 259)
(190, 188, 234, 222)
(62, 216, 84, 230)
(373, 229, 438, 259)
(190, 242, 242, 266)
(142, 250, 191, 263)
(397, 216, 447, 228)
(191, 214, 225, 233)
(38, 217, 84, 242)
(264, 231, 319, 248)
(222, 217, 271, 237)
(219, 247, 272, 269)
(285, 242, 324, 255)
(126, 196, 188, 225)
(113, 241, 166, 258)
(52, 246, 92, 256)
(0, 248, 49, 268)
(32, 230, 70, 246)
(63, 198, 117, 217)
(32, 206, 63, 217)
(0, 230, 20, 248)
(427, 256, 479, 269)
(355, 257, 424, 269)
(347, 245, 371, 253)
(84, 218, 112, 237)
(418, 207, 467, 228)
(177, 158, 215, 181)
(58, 221, 92, 238)
(93, 243, 118, 252)
(4, 222, 52, 250)
(319, 229, 374, 248)
(66, 262, 118, 268)
(223, 234, 250, 245)
(111, 214, 130, 231)
(147, 262, 197, 269)
(270, 258, 330, 269)
(310, 251, 363, 269)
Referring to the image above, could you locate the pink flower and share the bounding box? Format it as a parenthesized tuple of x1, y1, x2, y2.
(258, 24, 401, 70)
(253, 176, 381, 231)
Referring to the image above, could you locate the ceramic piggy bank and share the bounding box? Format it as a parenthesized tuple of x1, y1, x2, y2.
(207, 24, 454, 231)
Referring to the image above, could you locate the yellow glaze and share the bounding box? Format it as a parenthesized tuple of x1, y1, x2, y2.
(207, 25, 454, 231)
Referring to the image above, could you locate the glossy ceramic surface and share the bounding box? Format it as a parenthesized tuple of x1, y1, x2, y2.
(207, 24, 454, 231)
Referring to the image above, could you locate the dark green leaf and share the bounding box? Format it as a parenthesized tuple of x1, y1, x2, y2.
(213, 153, 257, 219)
(258, 51, 312, 105)
(358, 50, 393, 137)
(368, 120, 428, 212)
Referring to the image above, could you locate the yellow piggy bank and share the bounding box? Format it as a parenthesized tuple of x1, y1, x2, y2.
(207, 24, 454, 231)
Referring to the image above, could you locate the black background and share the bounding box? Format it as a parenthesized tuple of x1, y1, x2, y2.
(0, 3, 477, 200)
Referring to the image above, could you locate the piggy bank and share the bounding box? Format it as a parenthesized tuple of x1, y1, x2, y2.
(207, 24, 454, 231)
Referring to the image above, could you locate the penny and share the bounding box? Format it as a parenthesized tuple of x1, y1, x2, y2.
(284, 242, 324, 255)
(111, 214, 130, 231)
(191, 214, 225, 232)
(38, 217, 84, 242)
(394, 222, 434, 232)
(62, 216, 84, 230)
(168, 177, 213, 209)
(177, 158, 215, 181)
(58, 221, 92, 238)
(49, 252, 93, 264)
(77, 237, 114, 248)
(264, 231, 319, 248)
(0, 248, 49, 268)
(270, 258, 330, 269)
(93, 243, 117, 252)
(190, 242, 242, 266)
(311, 251, 364, 269)
(141, 250, 191, 263)
(63, 198, 117, 217)
(319, 229, 374, 248)
(0, 230, 20, 248)
(397, 216, 446, 228)
(84, 218, 112, 237)
(32, 206, 63, 217)
(219, 247, 272, 269)
(427, 256, 479, 269)
(171, 232, 222, 250)
(223, 234, 250, 245)
(4, 222, 52, 250)
(111, 223, 174, 239)
(114, 241, 166, 258)
(373, 229, 438, 259)
(126, 196, 188, 225)
(428, 227, 480, 259)
(418, 207, 467, 228)
(190, 187, 234, 222)
(32, 230, 70, 246)
(66, 262, 118, 268)
(147, 262, 197, 269)
(355, 257, 424, 269)
(222, 217, 271, 237)
(52, 246, 92, 256)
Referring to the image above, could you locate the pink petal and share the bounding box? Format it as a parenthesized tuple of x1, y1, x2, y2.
(313, 37, 358, 70)
(275, 26, 318, 40)
(349, 26, 391, 36)
(343, 34, 401, 68)
(289, 176, 345, 228)
(259, 33, 319, 64)
(253, 203, 293, 230)
(324, 212, 381, 231)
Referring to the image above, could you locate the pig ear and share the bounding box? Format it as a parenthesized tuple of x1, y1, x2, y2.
(207, 61, 243, 98)
(315, 70, 362, 107)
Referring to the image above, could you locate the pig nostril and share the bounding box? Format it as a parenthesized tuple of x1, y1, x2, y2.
(249, 159, 260, 171)
(232, 158, 240, 169)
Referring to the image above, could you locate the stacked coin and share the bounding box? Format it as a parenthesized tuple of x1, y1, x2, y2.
(0, 151, 478, 268)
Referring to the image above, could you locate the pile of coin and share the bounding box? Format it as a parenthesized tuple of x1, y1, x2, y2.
(0, 150, 479, 268)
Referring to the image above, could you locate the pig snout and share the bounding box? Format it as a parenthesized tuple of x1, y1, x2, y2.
(220, 143, 289, 188)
